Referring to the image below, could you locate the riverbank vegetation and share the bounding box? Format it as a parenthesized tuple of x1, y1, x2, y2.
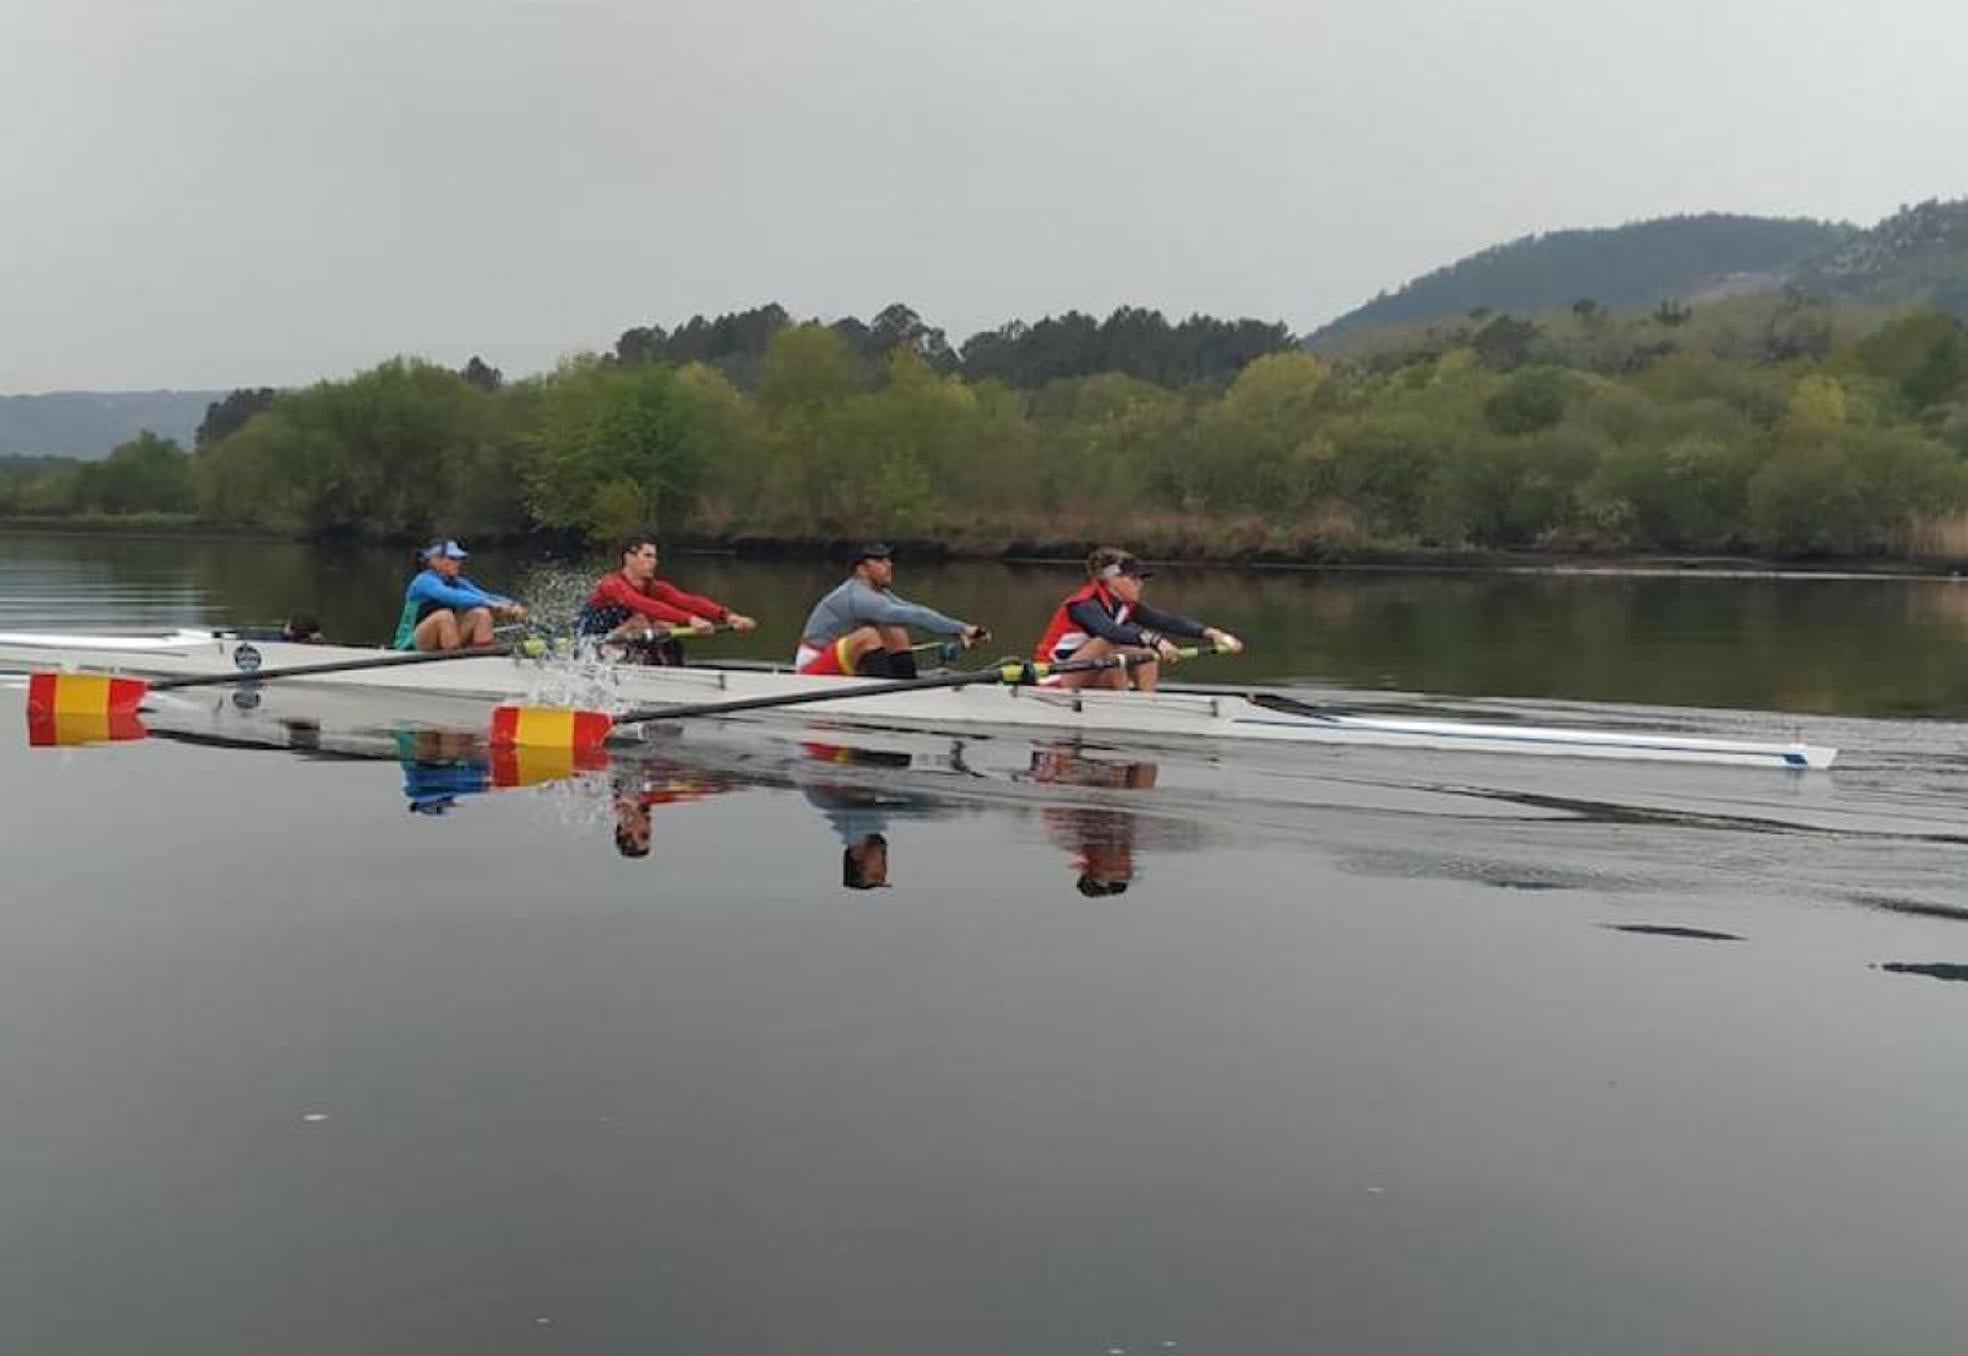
(6, 297, 1967, 561)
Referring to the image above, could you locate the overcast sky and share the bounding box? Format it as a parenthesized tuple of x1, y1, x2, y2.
(2, 0, 1963, 392)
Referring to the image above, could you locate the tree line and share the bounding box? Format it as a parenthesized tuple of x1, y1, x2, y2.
(7, 295, 1968, 559)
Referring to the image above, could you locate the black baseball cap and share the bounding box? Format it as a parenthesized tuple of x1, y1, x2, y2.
(853, 542, 894, 563)
(1089, 546, 1152, 580)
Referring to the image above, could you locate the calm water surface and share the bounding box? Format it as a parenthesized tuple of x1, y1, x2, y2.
(4, 532, 1968, 1355)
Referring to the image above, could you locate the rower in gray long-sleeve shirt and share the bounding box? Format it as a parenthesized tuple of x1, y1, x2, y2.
(794, 542, 986, 679)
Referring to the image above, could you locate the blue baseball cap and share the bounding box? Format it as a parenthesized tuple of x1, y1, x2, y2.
(422, 539, 470, 561)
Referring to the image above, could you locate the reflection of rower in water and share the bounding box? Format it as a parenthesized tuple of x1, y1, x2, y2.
(795, 543, 987, 678)
(1030, 744, 1159, 896)
(577, 534, 758, 665)
(610, 759, 730, 858)
(1034, 547, 1242, 692)
(795, 741, 938, 889)
(395, 728, 491, 815)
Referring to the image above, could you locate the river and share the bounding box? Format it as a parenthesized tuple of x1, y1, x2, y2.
(3, 531, 1967, 1355)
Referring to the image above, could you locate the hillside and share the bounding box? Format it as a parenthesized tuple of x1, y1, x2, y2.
(0, 390, 225, 458)
(1788, 198, 1968, 316)
(1309, 214, 1854, 346)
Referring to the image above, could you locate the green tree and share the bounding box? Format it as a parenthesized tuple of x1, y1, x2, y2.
(1484, 367, 1577, 436)
(1856, 311, 1968, 409)
(75, 431, 195, 514)
(758, 324, 858, 413)
(528, 359, 713, 538)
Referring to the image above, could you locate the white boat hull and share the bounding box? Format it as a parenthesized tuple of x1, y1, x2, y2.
(0, 629, 1837, 770)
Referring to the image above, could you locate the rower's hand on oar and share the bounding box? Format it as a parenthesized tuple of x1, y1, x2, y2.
(686, 616, 718, 636)
(726, 613, 759, 632)
(1151, 637, 1183, 663)
(960, 625, 990, 649)
(499, 602, 529, 621)
(1204, 628, 1244, 655)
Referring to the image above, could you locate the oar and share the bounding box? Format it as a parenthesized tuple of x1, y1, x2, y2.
(492, 645, 1226, 749)
(25, 641, 533, 719)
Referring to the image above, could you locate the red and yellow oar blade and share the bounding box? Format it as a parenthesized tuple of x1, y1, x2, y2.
(488, 704, 614, 751)
(27, 708, 147, 747)
(27, 672, 150, 718)
(489, 742, 611, 788)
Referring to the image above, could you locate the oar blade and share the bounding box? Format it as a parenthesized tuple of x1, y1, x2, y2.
(489, 742, 611, 788)
(27, 671, 150, 717)
(27, 708, 147, 747)
(489, 704, 615, 750)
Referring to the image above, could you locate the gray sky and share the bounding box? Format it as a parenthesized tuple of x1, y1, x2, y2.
(3, 0, 1963, 392)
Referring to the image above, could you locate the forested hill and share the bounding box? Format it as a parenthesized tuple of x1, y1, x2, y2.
(1788, 198, 1968, 315)
(1309, 214, 1856, 345)
(0, 390, 225, 458)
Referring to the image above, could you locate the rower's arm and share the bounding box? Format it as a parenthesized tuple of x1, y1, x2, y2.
(1128, 599, 1210, 640)
(1067, 597, 1154, 647)
(412, 573, 510, 611)
(646, 579, 730, 622)
(853, 587, 967, 635)
(595, 575, 699, 625)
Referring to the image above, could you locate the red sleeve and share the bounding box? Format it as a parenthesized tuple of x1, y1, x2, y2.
(646, 578, 730, 622)
(594, 574, 698, 625)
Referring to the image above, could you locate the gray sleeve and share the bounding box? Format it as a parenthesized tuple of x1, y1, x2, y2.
(857, 587, 967, 635)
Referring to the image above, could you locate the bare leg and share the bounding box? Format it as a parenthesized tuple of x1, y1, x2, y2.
(413, 609, 461, 652)
(1057, 637, 1132, 691)
(460, 607, 495, 647)
(837, 626, 887, 672)
(877, 625, 911, 655)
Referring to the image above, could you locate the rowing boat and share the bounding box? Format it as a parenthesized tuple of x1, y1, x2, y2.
(0, 628, 1838, 769)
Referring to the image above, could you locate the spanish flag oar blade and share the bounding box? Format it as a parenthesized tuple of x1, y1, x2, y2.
(488, 704, 615, 751)
(489, 742, 611, 787)
(26, 672, 151, 718)
(27, 707, 147, 747)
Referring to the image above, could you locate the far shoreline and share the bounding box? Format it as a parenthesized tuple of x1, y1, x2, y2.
(4, 517, 1963, 580)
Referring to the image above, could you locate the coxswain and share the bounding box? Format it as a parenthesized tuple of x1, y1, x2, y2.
(795, 542, 986, 678)
(392, 539, 528, 651)
(575, 535, 758, 664)
(1032, 547, 1242, 692)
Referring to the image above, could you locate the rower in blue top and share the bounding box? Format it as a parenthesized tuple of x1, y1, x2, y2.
(392, 539, 529, 650)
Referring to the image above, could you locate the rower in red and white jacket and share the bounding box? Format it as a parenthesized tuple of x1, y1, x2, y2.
(1032, 547, 1242, 692)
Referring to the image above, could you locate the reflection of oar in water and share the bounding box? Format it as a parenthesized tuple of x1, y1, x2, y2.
(491, 646, 1228, 750)
(24, 640, 540, 721)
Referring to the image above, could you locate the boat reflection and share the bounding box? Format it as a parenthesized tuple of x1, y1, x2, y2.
(118, 686, 1215, 890)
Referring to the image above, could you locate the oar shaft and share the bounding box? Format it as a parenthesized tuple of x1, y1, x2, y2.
(147, 642, 515, 691)
(613, 664, 1012, 725)
(608, 646, 1217, 730)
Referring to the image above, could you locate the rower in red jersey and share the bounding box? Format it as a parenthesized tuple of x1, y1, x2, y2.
(575, 534, 757, 664)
